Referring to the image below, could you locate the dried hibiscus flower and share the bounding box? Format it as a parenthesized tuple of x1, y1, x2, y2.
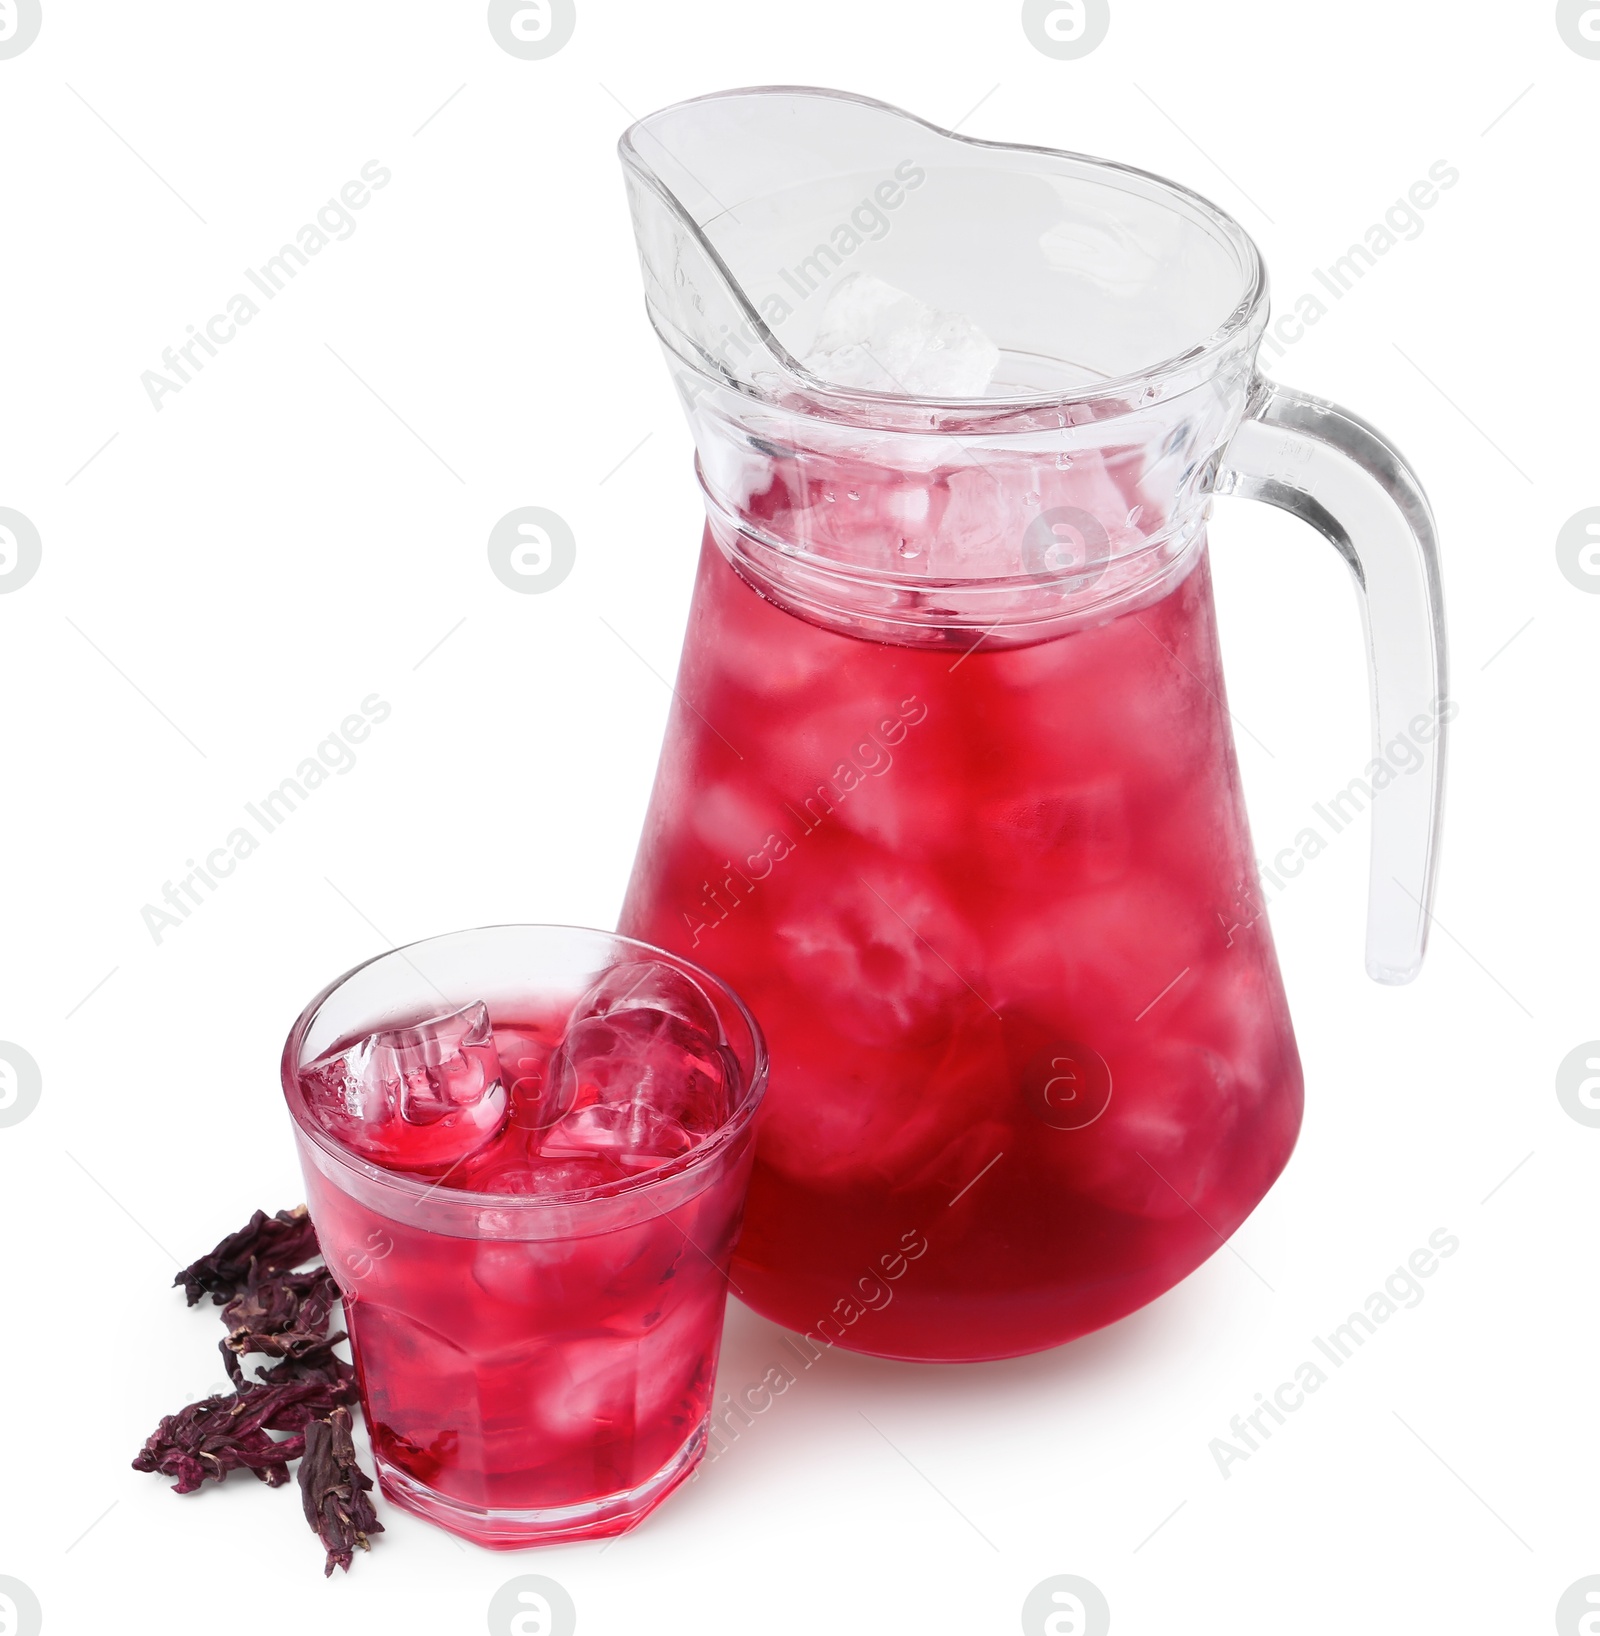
(175, 1205, 321, 1306)
(131, 1377, 341, 1494)
(145, 1204, 383, 1574)
(254, 1339, 358, 1398)
(219, 1266, 343, 1386)
(299, 1406, 384, 1575)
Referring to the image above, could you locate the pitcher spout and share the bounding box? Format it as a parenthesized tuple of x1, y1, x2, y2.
(619, 85, 1266, 422)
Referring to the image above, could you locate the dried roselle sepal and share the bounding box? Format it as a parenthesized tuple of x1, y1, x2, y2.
(220, 1328, 351, 1389)
(219, 1265, 341, 1376)
(254, 1340, 358, 1401)
(175, 1206, 321, 1306)
(246, 1376, 356, 1435)
(220, 1266, 342, 1385)
(133, 1389, 304, 1494)
(220, 1267, 331, 1340)
(132, 1376, 356, 1494)
(299, 1406, 383, 1575)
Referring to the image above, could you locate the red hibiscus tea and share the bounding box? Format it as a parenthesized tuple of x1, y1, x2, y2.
(619, 528, 1303, 1362)
(281, 925, 767, 1548)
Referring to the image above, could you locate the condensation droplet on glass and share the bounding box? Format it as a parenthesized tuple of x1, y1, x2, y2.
(846, 489, 861, 502)
(896, 537, 921, 559)
(1025, 491, 1041, 506)
(822, 490, 835, 503)
(1055, 452, 1073, 469)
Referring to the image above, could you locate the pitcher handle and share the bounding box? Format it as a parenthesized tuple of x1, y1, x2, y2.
(1217, 376, 1448, 985)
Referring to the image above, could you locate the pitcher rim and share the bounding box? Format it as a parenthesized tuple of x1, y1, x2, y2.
(618, 83, 1270, 421)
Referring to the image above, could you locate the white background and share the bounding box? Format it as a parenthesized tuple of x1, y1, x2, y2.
(1, 2, 1595, 1632)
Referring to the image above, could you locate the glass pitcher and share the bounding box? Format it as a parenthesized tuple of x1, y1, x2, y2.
(614, 87, 1446, 1363)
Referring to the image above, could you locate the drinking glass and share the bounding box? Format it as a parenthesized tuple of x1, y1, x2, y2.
(281, 924, 768, 1547)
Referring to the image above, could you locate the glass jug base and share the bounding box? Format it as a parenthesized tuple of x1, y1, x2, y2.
(734, 1275, 1144, 1365)
(730, 1135, 1299, 1366)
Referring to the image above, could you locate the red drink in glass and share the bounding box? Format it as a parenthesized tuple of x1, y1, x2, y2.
(620, 527, 1303, 1362)
(281, 926, 767, 1547)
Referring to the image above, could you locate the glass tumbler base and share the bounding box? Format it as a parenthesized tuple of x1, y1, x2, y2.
(374, 1419, 709, 1550)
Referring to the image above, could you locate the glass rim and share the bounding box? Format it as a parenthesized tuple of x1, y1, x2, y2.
(280, 922, 770, 1213)
(619, 83, 1270, 422)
